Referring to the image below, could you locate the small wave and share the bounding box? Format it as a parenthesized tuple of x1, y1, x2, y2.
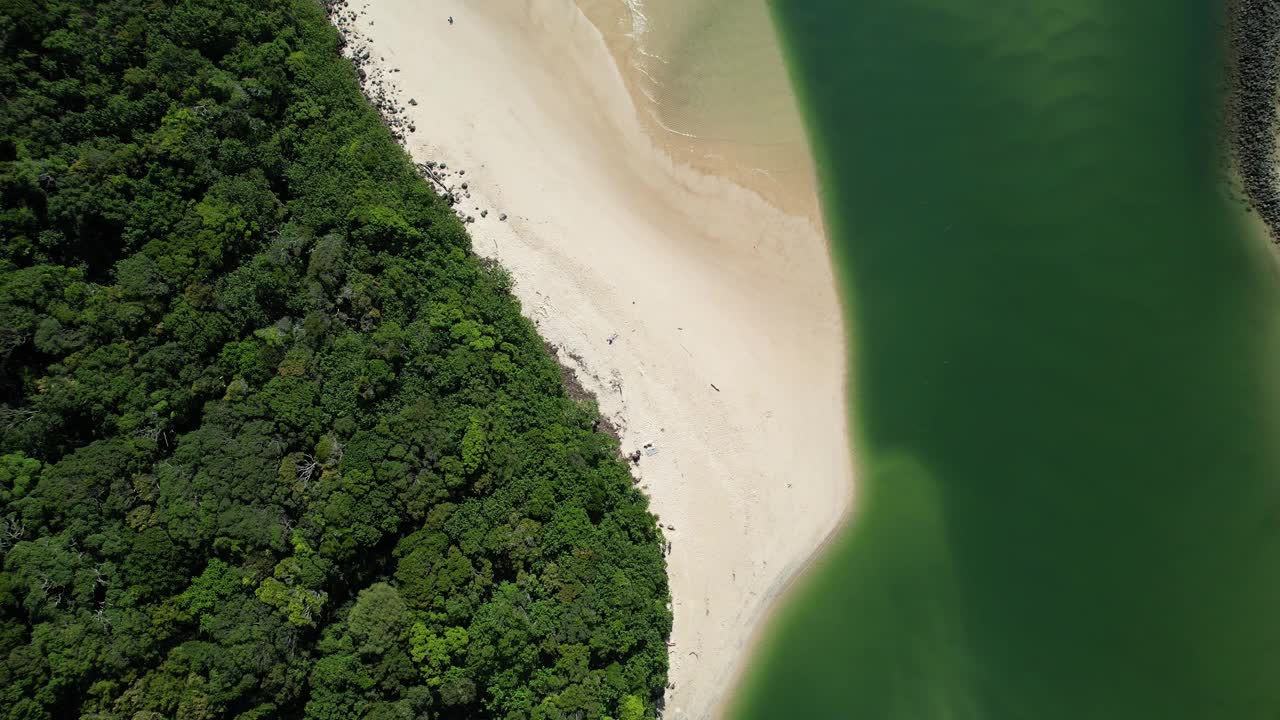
(642, 104, 706, 140)
(630, 57, 664, 90)
(623, 0, 649, 39)
(635, 43, 670, 65)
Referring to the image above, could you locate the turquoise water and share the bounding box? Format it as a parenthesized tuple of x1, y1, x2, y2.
(731, 2, 1280, 718)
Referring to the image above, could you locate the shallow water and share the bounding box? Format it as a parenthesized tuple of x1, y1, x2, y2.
(730, 1, 1280, 718)
(574, 0, 815, 210)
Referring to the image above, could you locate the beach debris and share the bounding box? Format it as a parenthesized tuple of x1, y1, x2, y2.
(408, 98, 417, 105)
(628, 449, 641, 464)
(480, 209, 488, 218)
(666, 523, 675, 531)
(606, 333, 619, 345)
(499, 213, 508, 221)
(710, 383, 721, 392)
(448, 15, 453, 24)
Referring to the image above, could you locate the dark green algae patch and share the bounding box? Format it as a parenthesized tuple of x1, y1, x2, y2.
(731, 1, 1280, 718)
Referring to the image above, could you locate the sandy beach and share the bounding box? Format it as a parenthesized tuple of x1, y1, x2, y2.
(334, 1, 855, 716)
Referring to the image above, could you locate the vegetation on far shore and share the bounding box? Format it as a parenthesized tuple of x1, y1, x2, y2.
(0, 0, 671, 717)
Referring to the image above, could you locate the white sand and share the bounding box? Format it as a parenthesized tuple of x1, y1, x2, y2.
(338, 1, 855, 717)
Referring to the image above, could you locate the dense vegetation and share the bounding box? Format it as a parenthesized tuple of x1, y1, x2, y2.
(0, 0, 670, 717)
(1228, 0, 1280, 238)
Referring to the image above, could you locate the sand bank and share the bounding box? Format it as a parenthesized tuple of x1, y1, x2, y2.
(337, 1, 855, 716)
(573, 0, 821, 222)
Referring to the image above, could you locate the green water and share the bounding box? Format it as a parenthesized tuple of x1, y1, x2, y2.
(731, 2, 1280, 718)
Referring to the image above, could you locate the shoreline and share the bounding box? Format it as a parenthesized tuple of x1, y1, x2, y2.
(710, 480, 860, 718)
(330, 2, 857, 717)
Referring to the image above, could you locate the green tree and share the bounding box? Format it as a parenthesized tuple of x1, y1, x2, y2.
(0, 0, 670, 716)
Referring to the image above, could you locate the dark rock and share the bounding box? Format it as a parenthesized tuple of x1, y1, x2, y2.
(1229, 0, 1280, 241)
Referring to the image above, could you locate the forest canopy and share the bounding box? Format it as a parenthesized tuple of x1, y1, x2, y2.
(0, 0, 671, 718)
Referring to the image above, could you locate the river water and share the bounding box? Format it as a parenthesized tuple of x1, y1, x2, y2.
(729, 1, 1280, 718)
